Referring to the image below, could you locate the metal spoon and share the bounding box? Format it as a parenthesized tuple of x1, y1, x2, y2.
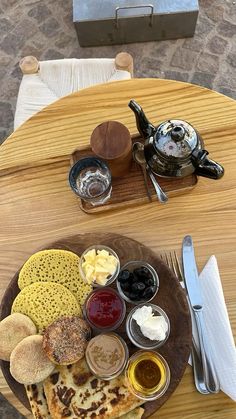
(133, 142, 168, 203)
(132, 142, 152, 202)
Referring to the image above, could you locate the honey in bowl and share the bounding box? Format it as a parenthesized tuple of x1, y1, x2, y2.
(125, 350, 170, 400)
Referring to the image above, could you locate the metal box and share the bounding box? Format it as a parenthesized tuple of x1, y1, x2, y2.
(73, 0, 199, 47)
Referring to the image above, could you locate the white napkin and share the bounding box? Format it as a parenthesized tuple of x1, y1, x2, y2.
(190, 255, 236, 401)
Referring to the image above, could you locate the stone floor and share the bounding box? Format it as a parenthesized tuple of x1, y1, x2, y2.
(0, 0, 236, 416)
(0, 0, 236, 145)
(0, 393, 26, 419)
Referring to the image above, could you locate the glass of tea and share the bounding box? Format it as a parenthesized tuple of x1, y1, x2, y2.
(125, 350, 170, 400)
(69, 157, 112, 206)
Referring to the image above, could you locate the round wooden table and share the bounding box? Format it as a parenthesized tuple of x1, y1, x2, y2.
(0, 79, 236, 419)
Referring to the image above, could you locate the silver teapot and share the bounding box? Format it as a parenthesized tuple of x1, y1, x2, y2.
(129, 100, 224, 179)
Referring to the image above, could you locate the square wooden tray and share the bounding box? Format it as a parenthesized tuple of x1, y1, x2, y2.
(70, 134, 198, 213)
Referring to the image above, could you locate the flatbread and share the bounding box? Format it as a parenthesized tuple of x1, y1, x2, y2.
(25, 385, 144, 419)
(119, 407, 144, 419)
(25, 382, 52, 419)
(43, 357, 143, 418)
(25, 381, 144, 419)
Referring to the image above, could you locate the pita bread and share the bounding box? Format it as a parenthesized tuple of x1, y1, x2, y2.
(43, 357, 143, 418)
(25, 382, 52, 419)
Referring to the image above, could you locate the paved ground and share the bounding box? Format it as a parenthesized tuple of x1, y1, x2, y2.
(0, 393, 26, 419)
(1, 0, 236, 146)
(0, 0, 236, 417)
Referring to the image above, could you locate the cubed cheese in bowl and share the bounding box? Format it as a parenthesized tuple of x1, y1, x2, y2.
(79, 245, 120, 287)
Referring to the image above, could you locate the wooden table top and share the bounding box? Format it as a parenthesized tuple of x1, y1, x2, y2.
(0, 78, 236, 419)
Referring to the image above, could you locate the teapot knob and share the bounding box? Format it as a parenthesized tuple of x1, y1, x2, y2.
(171, 126, 185, 141)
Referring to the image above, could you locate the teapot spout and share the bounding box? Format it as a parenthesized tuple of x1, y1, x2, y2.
(129, 100, 156, 139)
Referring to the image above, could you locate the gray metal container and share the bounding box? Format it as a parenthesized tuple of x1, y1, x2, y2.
(73, 0, 199, 47)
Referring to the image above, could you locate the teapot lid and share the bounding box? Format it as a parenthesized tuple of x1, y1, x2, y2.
(154, 120, 198, 159)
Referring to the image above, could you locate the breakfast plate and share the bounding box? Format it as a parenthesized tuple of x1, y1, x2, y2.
(0, 233, 191, 418)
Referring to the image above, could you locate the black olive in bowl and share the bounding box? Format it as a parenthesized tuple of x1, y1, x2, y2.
(116, 261, 159, 304)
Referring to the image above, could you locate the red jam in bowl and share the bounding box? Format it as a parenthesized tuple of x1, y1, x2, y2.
(85, 287, 126, 330)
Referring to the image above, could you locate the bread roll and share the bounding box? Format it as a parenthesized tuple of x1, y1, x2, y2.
(10, 335, 54, 384)
(43, 316, 91, 365)
(0, 313, 36, 361)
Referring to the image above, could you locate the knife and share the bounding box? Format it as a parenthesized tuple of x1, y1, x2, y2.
(180, 281, 209, 394)
(189, 303, 210, 394)
(182, 235, 220, 394)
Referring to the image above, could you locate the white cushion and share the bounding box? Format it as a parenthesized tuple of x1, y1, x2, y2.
(14, 58, 131, 129)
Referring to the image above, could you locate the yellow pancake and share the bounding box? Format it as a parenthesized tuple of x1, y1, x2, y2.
(11, 282, 81, 333)
(18, 249, 92, 305)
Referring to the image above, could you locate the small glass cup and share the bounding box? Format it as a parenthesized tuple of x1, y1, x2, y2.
(85, 333, 129, 380)
(69, 157, 112, 206)
(125, 350, 171, 401)
(116, 260, 159, 305)
(126, 303, 170, 350)
(79, 245, 120, 287)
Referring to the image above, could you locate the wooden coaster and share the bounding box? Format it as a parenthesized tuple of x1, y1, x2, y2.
(70, 134, 198, 213)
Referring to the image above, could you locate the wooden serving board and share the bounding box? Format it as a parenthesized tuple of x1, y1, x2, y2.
(0, 233, 192, 418)
(70, 134, 198, 213)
